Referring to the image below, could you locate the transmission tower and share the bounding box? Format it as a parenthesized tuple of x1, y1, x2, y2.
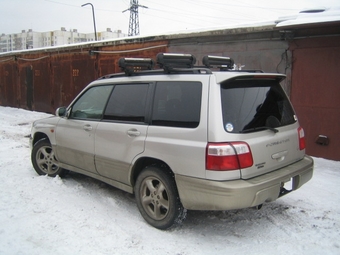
(123, 0, 148, 36)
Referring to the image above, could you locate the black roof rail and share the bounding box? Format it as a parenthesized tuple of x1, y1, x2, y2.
(98, 69, 161, 79)
(231, 69, 264, 73)
(99, 68, 212, 80)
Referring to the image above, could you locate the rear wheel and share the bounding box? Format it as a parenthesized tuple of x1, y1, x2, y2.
(31, 138, 66, 177)
(135, 166, 186, 229)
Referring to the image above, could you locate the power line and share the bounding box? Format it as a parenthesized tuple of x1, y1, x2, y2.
(143, 0, 301, 23)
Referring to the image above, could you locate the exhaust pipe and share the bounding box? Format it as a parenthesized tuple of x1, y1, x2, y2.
(255, 204, 263, 210)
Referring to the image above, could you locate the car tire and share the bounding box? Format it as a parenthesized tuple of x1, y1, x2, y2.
(31, 138, 66, 177)
(135, 166, 186, 230)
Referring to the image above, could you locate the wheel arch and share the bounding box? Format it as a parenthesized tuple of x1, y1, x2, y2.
(132, 157, 186, 229)
(32, 132, 50, 146)
(130, 157, 175, 188)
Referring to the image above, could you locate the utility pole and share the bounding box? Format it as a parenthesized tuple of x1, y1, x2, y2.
(123, 0, 147, 36)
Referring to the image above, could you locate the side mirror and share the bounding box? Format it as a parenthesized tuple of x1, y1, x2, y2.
(56, 107, 67, 117)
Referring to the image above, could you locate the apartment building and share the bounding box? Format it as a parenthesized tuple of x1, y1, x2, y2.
(0, 28, 126, 52)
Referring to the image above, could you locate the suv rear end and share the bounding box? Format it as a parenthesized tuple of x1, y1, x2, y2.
(175, 68, 313, 211)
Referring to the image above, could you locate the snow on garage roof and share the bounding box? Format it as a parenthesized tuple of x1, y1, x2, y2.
(276, 6, 340, 27)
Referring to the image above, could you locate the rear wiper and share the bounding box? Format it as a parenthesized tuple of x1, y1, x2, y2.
(240, 126, 279, 133)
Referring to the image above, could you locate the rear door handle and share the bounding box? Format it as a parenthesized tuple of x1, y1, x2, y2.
(83, 124, 93, 131)
(127, 129, 141, 137)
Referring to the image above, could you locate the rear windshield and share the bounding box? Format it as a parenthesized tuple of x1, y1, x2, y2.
(221, 78, 296, 133)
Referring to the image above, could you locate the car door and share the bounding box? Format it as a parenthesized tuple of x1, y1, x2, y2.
(55, 85, 113, 173)
(94, 83, 150, 184)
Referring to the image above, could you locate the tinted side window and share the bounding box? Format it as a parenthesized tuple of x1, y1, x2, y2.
(151, 81, 202, 128)
(221, 79, 296, 133)
(103, 84, 149, 123)
(70, 85, 113, 120)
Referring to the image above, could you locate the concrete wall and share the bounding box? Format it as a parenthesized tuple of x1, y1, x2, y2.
(168, 33, 291, 94)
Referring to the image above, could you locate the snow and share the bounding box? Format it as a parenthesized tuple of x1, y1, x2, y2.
(0, 106, 339, 255)
(276, 6, 340, 27)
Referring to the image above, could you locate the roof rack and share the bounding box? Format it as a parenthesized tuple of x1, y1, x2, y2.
(202, 55, 234, 70)
(119, 57, 154, 76)
(156, 53, 197, 73)
(104, 53, 263, 79)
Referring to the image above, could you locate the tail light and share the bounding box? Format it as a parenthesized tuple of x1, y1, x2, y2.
(206, 142, 253, 171)
(298, 126, 306, 150)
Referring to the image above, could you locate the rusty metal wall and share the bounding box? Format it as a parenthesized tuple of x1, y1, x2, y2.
(0, 59, 18, 108)
(290, 36, 340, 160)
(0, 41, 168, 113)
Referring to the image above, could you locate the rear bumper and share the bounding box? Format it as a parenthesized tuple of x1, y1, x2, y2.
(175, 155, 314, 210)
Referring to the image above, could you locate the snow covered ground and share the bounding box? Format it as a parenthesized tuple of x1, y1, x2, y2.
(0, 106, 339, 255)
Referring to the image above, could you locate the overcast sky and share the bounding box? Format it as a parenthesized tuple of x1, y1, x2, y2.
(1, 0, 339, 36)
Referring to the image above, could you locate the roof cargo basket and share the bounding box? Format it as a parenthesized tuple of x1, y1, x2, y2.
(157, 53, 196, 73)
(202, 55, 234, 70)
(118, 57, 155, 76)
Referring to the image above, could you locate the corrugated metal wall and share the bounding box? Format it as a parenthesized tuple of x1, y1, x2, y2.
(0, 41, 168, 113)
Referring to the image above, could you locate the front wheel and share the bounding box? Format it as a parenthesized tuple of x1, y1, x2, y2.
(135, 166, 186, 229)
(31, 138, 66, 177)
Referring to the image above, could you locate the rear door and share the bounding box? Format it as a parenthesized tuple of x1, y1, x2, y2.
(94, 83, 150, 185)
(145, 78, 208, 179)
(219, 75, 305, 179)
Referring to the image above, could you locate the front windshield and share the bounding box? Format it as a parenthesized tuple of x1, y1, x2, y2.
(221, 78, 296, 133)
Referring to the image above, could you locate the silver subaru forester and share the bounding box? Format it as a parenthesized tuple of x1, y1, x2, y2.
(30, 53, 314, 229)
